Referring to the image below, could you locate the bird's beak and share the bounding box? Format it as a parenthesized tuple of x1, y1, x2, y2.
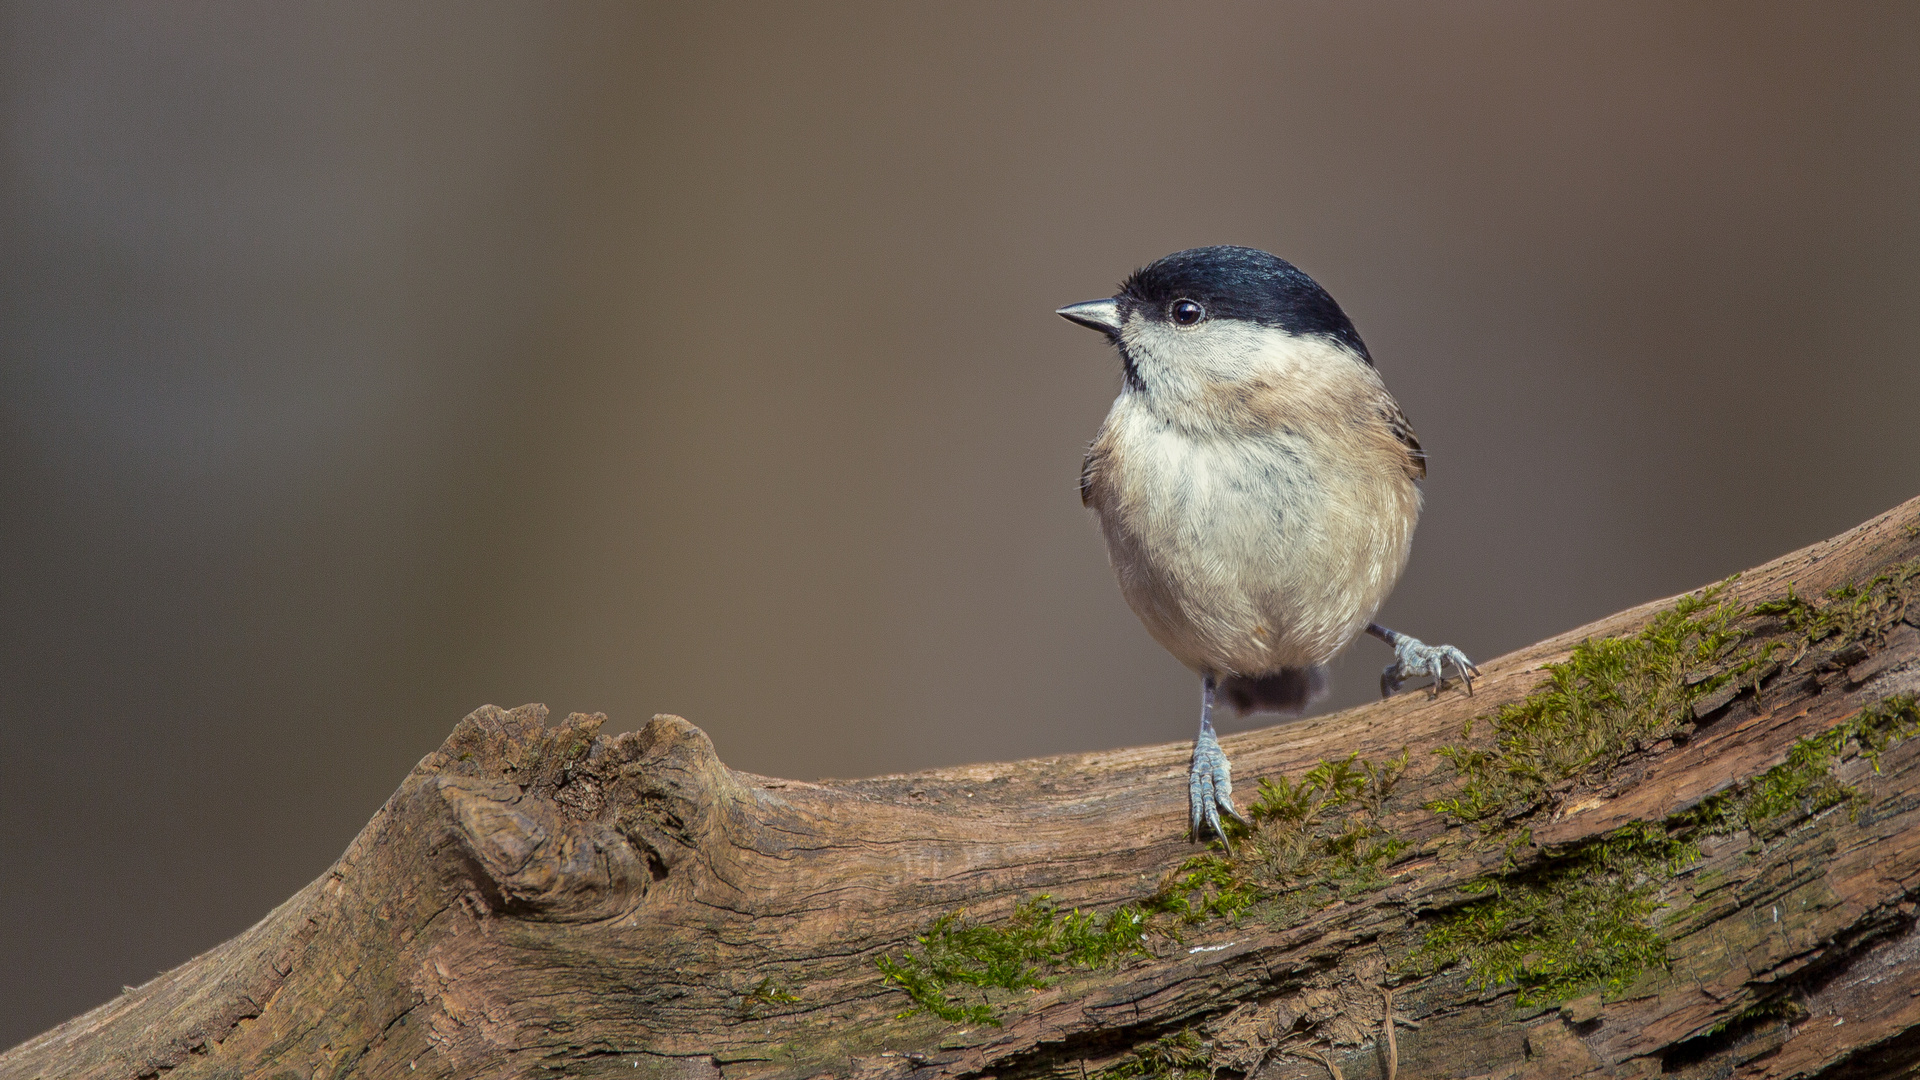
(1055, 298, 1122, 337)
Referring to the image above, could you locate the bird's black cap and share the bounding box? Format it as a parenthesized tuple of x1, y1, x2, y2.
(1119, 245, 1372, 365)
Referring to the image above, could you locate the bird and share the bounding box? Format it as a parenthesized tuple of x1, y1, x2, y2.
(1056, 245, 1477, 848)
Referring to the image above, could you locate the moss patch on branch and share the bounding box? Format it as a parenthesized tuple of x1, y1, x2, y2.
(1413, 820, 1696, 1004)
(877, 562, 1919, 1027)
(736, 977, 802, 1020)
(1414, 693, 1920, 1005)
(875, 749, 1416, 1025)
(1405, 560, 1918, 1005)
(874, 896, 1158, 1026)
(1096, 1029, 1213, 1080)
(1426, 587, 1755, 827)
(1238, 750, 1411, 914)
(1749, 562, 1917, 671)
(1683, 692, 1920, 835)
(1430, 560, 1917, 832)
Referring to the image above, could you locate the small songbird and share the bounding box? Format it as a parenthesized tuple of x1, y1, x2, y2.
(1057, 245, 1477, 847)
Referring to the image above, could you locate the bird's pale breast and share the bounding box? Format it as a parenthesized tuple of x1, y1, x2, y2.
(1085, 388, 1419, 678)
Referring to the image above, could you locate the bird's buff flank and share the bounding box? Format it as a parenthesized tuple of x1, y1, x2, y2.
(1058, 245, 1477, 848)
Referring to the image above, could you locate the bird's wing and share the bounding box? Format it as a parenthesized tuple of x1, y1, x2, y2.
(1080, 443, 1104, 507)
(1382, 400, 1427, 481)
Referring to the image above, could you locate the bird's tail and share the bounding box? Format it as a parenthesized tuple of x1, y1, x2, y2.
(1217, 666, 1328, 718)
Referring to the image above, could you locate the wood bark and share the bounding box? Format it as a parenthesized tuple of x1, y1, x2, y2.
(7, 497, 1920, 1080)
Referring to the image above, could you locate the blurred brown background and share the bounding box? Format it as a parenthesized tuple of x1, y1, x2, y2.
(2, 0, 1916, 1048)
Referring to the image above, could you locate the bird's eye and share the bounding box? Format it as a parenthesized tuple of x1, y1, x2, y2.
(1170, 299, 1206, 326)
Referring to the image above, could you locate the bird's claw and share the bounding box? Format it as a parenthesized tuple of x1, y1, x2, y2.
(1380, 634, 1479, 699)
(1189, 728, 1247, 850)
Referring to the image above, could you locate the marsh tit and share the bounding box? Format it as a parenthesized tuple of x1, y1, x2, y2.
(1058, 245, 1477, 848)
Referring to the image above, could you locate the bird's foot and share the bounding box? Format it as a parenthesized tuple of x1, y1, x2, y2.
(1381, 634, 1480, 699)
(1189, 727, 1248, 850)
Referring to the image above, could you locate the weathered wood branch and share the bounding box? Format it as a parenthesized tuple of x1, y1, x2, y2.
(8, 498, 1920, 1080)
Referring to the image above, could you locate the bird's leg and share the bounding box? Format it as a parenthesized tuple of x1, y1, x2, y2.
(1189, 674, 1247, 849)
(1367, 622, 1480, 699)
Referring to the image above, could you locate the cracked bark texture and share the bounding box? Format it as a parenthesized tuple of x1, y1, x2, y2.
(6, 496, 1920, 1080)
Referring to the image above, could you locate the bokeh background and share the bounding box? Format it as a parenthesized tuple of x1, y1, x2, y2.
(3, 0, 1917, 1048)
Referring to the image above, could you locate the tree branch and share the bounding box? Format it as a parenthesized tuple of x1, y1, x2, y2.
(8, 497, 1920, 1080)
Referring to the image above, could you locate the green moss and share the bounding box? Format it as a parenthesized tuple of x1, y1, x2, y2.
(1241, 750, 1411, 912)
(1413, 820, 1693, 1004)
(1660, 993, 1808, 1071)
(1436, 557, 1912, 826)
(1429, 561, 1917, 831)
(736, 976, 801, 1019)
(876, 895, 1157, 1025)
(877, 562, 1917, 1028)
(1682, 692, 1920, 835)
(1749, 561, 1918, 669)
(874, 850, 1275, 1026)
(1428, 587, 1756, 826)
(1704, 995, 1803, 1038)
(1095, 1029, 1212, 1080)
(1129, 750, 1414, 931)
(1136, 749, 1415, 933)
(1417, 693, 1920, 1006)
(877, 748, 1417, 1026)
(1847, 691, 1920, 767)
(1142, 853, 1265, 924)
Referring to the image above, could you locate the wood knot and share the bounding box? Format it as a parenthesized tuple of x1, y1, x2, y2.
(601, 714, 750, 880)
(421, 707, 751, 919)
(434, 703, 604, 789)
(428, 703, 644, 921)
(438, 777, 646, 922)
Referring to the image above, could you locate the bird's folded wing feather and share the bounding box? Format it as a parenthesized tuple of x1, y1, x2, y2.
(1080, 442, 1107, 507)
(1381, 400, 1427, 481)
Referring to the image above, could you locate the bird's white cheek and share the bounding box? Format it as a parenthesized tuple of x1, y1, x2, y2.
(1122, 319, 1341, 393)
(1124, 320, 1238, 386)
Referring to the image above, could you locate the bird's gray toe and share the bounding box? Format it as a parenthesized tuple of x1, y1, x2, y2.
(1188, 731, 1244, 849)
(1384, 634, 1478, 698)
